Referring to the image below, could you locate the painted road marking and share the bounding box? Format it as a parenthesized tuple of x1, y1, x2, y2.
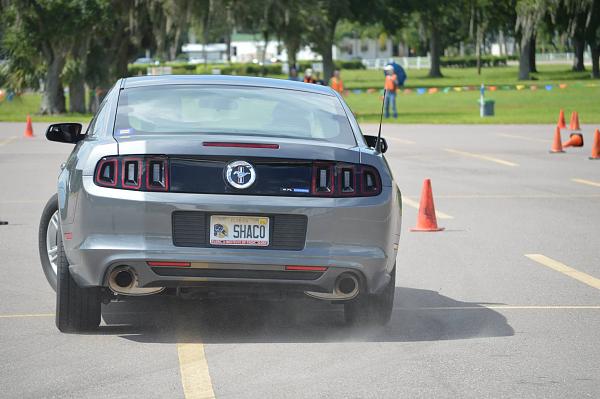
(386, 137, 416, 145)
(444, 148, 519, 167)
(395, 305, 600, 310)
(497, 133, 550, 143)
(402, 196, 454, 219)
(0, 313, 54, 318)
(177, 342, 215, 399)
(0, 136, 18, 146)
(572, 178, 600, 188)
(429, 194, 600, 199)
(525, 254, 600, 290)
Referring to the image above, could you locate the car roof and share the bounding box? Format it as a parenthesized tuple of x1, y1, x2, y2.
(122, 74, 336, 96)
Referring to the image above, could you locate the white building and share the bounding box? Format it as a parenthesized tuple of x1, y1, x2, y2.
(181, 33, 397, 64)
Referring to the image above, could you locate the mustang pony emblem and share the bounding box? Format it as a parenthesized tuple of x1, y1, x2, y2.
(225, 160, 256, 189)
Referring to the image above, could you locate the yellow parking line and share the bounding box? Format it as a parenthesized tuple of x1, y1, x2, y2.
(572, 178, 600, 188)
(444, 148, 519, 167)
(386, 137, 416, 145)
(497, 133, 550, 143)
(0, 136, 18, 146)
(396, 305, 600, 310)
(177, 342, 215, 399)
(431, 194, 600, 199)
(525, 254, 600, 290)
(402, 196, 454, 219)
(0, 313, 54, 319)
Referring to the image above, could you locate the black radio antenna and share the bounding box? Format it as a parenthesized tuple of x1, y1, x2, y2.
(375, 89, 386, 152)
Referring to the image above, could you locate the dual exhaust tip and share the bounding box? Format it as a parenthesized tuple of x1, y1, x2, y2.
(108, 266, 163, 296)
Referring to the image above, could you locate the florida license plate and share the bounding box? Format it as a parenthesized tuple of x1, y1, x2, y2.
(209, 215, 270, 246)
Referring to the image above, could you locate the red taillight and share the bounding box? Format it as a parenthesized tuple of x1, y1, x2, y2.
(310, 162, 381, 197)
(359, 165, 382, 196)
(145, 157, 169, 191)
(311, 163, 335, 196)
(285, 265, 328, 271)
(147, 261, 191, 267)
(121, 157, 142, 189)
(95, 158, 118, 187)
(203, 142, 279, 149)
(94, 155, 170, 191)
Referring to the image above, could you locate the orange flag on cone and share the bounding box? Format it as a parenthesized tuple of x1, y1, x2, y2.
(590, 129, 600, 160)
(550, 126, 564, 153)
(24, 115, 34, 138)
(410, 179, 444, 232)
(557, 109, 566, 129)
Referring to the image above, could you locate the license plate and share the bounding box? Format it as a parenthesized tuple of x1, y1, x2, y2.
(209, 215, 270, 246)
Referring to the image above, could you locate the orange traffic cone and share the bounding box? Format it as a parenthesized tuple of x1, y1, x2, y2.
(410, 179, 444, 232)
(24, 115, 34, 138)
(569, 111, 581, 131)
(557, 109, 566, 129)
(590, 128, 600, 160)
(563, 133, 584, 148)
(550, 126, 564, 153)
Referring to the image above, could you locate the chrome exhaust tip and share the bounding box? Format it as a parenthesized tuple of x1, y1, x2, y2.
(108, 266, 164, 296)
(335, 274, 359, 298)
(304, 272, 360, 301)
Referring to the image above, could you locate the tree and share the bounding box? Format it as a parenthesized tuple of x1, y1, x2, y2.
(305, 0, 351, 81)
(516, 0, 548, 80)
(587, 0, 600, 78)
(2, 0, 108, 114)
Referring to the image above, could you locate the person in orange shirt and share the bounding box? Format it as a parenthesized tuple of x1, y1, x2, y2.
(329, 69, 344, 95)
(303, 68, 316, 84)
(383, 65, 398, 118)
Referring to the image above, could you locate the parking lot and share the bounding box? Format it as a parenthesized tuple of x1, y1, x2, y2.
(1, 121, 599, 398)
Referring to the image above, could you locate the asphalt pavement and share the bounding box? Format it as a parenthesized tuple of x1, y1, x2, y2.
(1, 121, 599, 398)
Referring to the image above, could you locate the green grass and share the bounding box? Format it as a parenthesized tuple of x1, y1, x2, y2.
(1, 64, 598, 124)
(345, 85, 600, 124)
(0, 93, 91, 122)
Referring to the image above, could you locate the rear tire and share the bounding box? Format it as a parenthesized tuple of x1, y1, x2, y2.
(38, 194, 59, 291)
(344, 265, 395, 326)
(55, 235, 101, 333)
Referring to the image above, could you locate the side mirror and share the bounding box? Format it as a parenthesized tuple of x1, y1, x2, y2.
(46, 123, 84, 144)
(363, 135, 388, 153)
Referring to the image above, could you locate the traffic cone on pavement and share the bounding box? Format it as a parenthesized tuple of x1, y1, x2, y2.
(24, 115, 34, 138)
(569, 111, 581, 131)
(557, 109, 566, 129)
(410, 179, 444, 232)
(590, 129, 600, 160)
(563, 133, 584, 148)
(550, 126, 565, 153)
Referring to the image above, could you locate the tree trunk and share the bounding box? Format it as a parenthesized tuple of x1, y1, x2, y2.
(475, 23, 483, 75)
(518, 34, 532, 80)
(321, 40, 334, 82)
(285, 35, 300, 70)
(428, 24, 443, 78)
(592, 44, 599, 79)
(573, 37, 586, 71)
(529, 35, 537, 73)
(40, 56, 66, 114)
(69, 79, 86, 113)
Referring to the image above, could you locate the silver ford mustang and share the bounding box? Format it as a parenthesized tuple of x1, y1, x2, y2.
(38, 75, 402, 332)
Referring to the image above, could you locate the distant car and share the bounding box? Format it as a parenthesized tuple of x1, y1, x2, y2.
(38, 75, 402, 332)
(133, 57, 157, 65)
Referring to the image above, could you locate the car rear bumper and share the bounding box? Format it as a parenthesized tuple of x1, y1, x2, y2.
(61, 177, 402, 296)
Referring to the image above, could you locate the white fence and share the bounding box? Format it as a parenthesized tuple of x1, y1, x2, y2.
(362, 52, 592, 70)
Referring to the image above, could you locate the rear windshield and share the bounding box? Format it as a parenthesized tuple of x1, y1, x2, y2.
(114, 85, 356, 145)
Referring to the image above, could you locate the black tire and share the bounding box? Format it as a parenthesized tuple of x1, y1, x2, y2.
(38, 193, 59, 291)
(56, 235, 101, 333)
(344, 265, 395, 326)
